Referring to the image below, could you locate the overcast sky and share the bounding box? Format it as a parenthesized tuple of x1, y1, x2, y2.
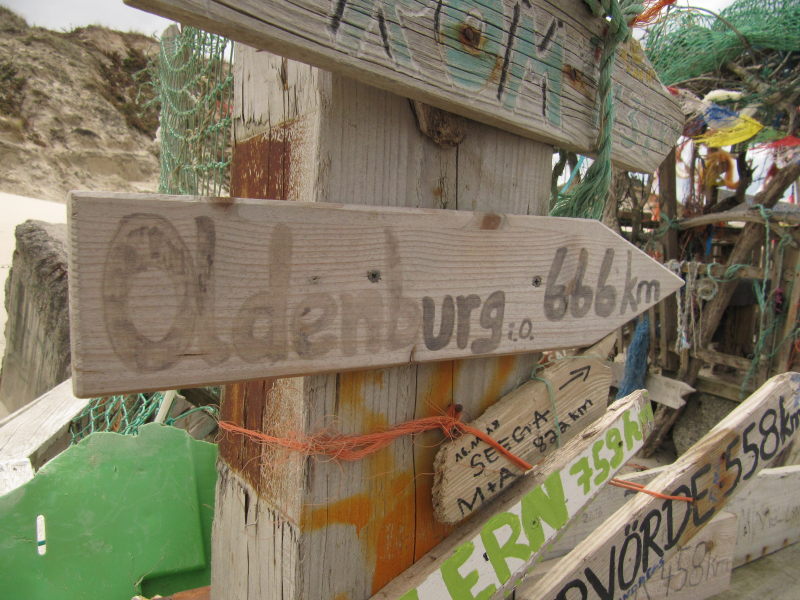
(2, 0, 174, 36)
(3, 0, 734, 37)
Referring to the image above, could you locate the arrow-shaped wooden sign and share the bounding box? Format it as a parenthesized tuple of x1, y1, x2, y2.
(432, 334, 615, 524)
(68, 192, 682, 397)
(528, 372, 800, 600)
(124, 0, 682, 174)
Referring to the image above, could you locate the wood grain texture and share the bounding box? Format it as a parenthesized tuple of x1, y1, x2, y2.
(0, 380, 90, 469)
(212, 45, 550, 600)
(0, 459, 34, 496)
(520, 511, 736, 600)
(679, 202, 800, 230)
(531, 372, 800, 599)
(371, 392, 653, 599)
(432, 334, 615, 523)
(727, 465, 800, 567)
(67, 192, 681, 397)
(124, 0, 681, 173)
(610, 363, 693, 410)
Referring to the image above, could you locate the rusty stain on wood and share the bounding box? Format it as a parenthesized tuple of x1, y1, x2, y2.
(563, 64, 591, 98)
(230, 123, 297, 200)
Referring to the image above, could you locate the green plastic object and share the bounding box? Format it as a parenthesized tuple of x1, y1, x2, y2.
(0, 424, 217, 599)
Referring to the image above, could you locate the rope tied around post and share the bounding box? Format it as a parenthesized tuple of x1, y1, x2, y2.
(218, 405, 535, 472)
(550, 0, 645, 220)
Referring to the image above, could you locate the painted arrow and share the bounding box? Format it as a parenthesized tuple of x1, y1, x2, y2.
(68, 192, 683, 397)
(559, 365, 592, 390)
(432, 335, 616, 524)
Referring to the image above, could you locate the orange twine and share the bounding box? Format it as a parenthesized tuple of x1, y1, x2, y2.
(218, 408, 693, 503)
(632, 0, 677, 26)
(218, 404, 534, 472)
(609, 478, 694, 502)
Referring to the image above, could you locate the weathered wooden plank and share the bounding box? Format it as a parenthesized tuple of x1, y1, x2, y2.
(124, 0, 681, 173)
(432, 334, 615, 523)
(212, 46, 550, 600)
(0, 380, 90, 469)
(728, 465, 800, 567)
(520, 511, 737, 600)
(679, 202, 800, 230)
(610, 363, 693, 410)
(370, 391, 654, 599)
(531, 372, 800, 599)
(0, 459, 34, 496)
(68, 192, 682, 397)
(695, 348, 756, 373)
(538, 463, 800, 569)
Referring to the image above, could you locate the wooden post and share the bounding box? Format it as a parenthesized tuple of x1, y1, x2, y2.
(658, 147, 679, 373)
(211, 47, 550, 599)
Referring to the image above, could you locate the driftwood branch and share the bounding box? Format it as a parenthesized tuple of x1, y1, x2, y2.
(642, 160, 800, 456)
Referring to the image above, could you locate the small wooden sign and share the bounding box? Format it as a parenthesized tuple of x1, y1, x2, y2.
(124, 0, 682, 173)
(530, 372, 800, 600)
(68, 193, 682, 397)
(433, 334, 615, 523)
(369, 391, 654, 599)
(728, 464, 800, 567)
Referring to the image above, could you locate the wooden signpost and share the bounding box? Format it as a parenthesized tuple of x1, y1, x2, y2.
(530, 372, 800, 600)
(370, 391, 654, 599)
(68, 0, 685, 597)
(68, 193, 680, 397)
(124, 0, 682, 174)
(432, 334, 615, 523)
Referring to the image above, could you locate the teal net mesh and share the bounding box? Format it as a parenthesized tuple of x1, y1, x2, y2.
(645, 0, 800, 87)
(70, 391, 220, 444)
(154, 26, 234, 196)
(68, 27, 232, 442)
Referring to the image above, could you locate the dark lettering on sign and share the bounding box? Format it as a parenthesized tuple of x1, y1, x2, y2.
(658, 538, 732, 596)
(507, 318, 535, 342)
(543, 247, 660, 322)
(233, 223, 291, 363)
(340, 291, 384, 355)
(385, 228, 421, 350)
(103, 213, 230, 372)
(422, 295, 455, 351)
(473, 290, 505, 354)
(595, 248, 616, 318)
(551, 392, 800, 599)
(453, 401, 602, 516)
(101, 213, 667, 376)
(558, 365, 591, 390)
(421, 290, 506, 353)
(456, 295, 481, 349)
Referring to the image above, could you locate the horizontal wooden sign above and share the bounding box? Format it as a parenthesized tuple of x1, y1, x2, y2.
(68, 192, 682, 397)
(433, 334, 615, 524)
(124, 0, 682, 173)
(370, 391, 654, 599)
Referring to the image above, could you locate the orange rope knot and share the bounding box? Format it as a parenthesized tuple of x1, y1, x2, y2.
(218, 404, 534, 472)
